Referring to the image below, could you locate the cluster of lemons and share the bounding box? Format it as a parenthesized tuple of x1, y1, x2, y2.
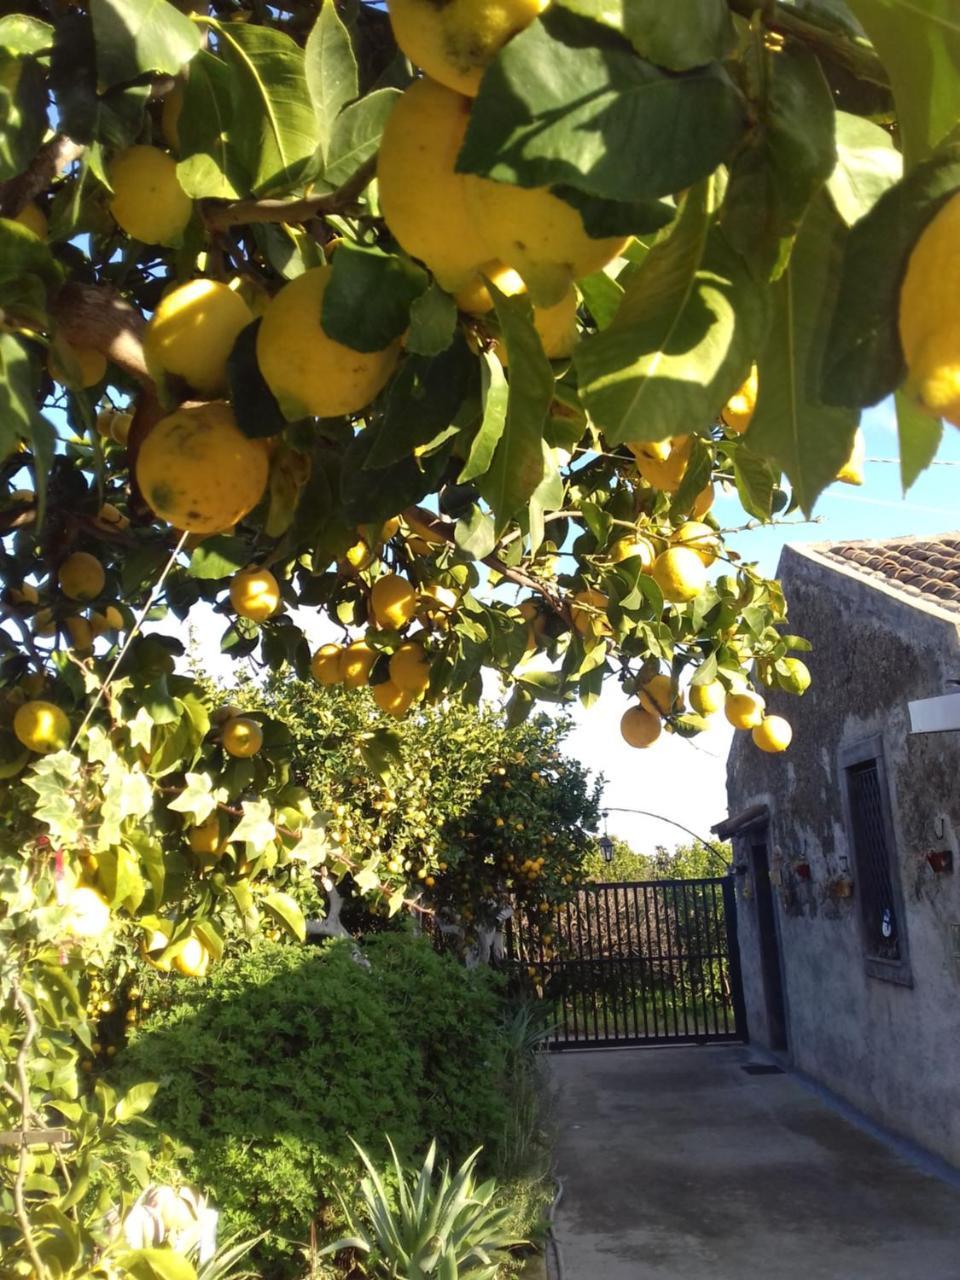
(620, 669, 793, 756)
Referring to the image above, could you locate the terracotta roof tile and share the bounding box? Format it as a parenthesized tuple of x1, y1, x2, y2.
(819, 534, 960, 614)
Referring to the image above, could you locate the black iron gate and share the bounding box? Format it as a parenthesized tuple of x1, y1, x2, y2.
(505, 878, 746, 1049)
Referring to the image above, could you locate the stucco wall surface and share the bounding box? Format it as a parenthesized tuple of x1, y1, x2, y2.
(726, 543, 960, 1167)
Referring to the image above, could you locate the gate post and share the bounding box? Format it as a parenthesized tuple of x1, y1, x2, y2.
(722, 876, 749, 1042)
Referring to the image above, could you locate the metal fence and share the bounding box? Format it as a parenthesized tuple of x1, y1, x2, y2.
(504, 878, 746, 1048)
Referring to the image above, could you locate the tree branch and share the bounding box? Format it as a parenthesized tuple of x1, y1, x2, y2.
(727, 0, 889, 86)
(0, 136, 85, 219)
(201, 154, 378, 232)
(50, 284, 152, 387)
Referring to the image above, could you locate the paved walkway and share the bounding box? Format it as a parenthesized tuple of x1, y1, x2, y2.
(548, 1045, 960, 1280)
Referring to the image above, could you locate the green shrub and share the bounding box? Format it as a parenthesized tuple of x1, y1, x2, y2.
(116, 935, 510, 1277)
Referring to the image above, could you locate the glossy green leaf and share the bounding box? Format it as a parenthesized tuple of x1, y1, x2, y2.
(217, 21, 318, 197)
(323, 87, 399, 187)
(0, 333, 55, 520)
(820, 134, 960, 408)
(527, 442, 565, 553)
(746, 196, 860, 515)
(0, 52, 47, 182)
(846, 0, 960, 165)
(322, 241, 428, 352)
(406, 283, 457, 356)
(827, 111, 903, 226)
(90, 0, 199, 88)
(50, 12, 148, 148)
(176, 49, 246, 199)
(226, 319, 287, 439)
(576, 188, 768, 445)
(551, 185, 676, 237)
(459, 352, 508, 484)
(478, 286, 554, 530)
(187, 535, 250, 580)
(556, 0, 735, 69)
(720, 45, 837, 280)
(341, 429, 451, 526)
(895, 389, 943, 492)
(261, 889, 306, 942)
(455, 505, 497, 559)
(0, 14, 53, 53)
(457, 10, 746, 202)
(121, 1249, 197, 1280)
(732, 445, 779, 521)
(115, 1081, 158, 1124)
(365, 336, 475, 468)
(305, 0, 357, 164)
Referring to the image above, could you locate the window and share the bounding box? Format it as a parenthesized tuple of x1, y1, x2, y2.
(840, 737, 912, 986)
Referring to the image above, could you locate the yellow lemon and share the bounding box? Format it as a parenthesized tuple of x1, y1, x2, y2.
(48, 344, 107, 388)
(629, 435, 691, 493)
(14, 201, 47, 239)
(609, 535, 655, 568)
(389, 641, 431, 694)
(340, 641, 377, 688)
(229, 566, 280, 623)
(725, 690, 766, 730)
(722, 363, 758, 434)
(899, 191, 960, 427)
(64, 886, 110, 938)
(386, 0, 548, 96)
(136, 401, 269, 535)
(174, 935, 210, 977)
(835, 428, 865, 486)
(372, 679, 415, 718)
(462, 177, 629, 307)
(311, 642, 343, 686)
(143, 278, 253, 398)
(651, 547, 707, 603)
(109, 146, 192, 245)
(222, 716, 263, 758)
(161, 81, 184, 151)
(457, 263, 579, 358)
(371, 573, 418, 630)
(620, 705, 662, 749)
(690, 680, 725, 717)
(188, 817, 226, 856)
(570, 588, 609, 637)
(418, 582, 458, 618)
(64, 615, 94, 656)
(752, 715, 793, 753)
(378, 78, 493, 292)
(638, 673, 677, 717)
(672, 521, 720, 566)
(692, 483, 715, 518)
(14, 700, 70, 753)
(111, 411, 133, 445)
(257, 266, 400, 418)
(343, 538, 374, 570)
(58, 551, 105, 601)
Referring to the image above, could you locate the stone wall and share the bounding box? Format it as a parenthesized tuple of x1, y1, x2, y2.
(726, 543, 960, 1167)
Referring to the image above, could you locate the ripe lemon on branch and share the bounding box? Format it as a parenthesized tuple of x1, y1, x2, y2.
(109, 145, 192, 246)
(144, 279, 253, 398)
(136, 402, 269, 535)
(230, 566, 280, 623)
(899, 191, 960, 428)
(620, 705, 661, 749)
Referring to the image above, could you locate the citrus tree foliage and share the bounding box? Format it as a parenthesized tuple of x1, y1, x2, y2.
(583, 836, 730, 881)
(1, 0, 959, 1274)
(249, 675, 601, 929)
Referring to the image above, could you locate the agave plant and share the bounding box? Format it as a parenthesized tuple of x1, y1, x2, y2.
(324, 1138, 521, 1279)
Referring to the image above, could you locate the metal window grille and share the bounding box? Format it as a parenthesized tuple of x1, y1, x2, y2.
(846, 759, 901, 961)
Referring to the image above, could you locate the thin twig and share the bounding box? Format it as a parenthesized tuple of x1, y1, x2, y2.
(0, 135, 85, 219)
(70, 532, 188, 749)
(201, 154, 378, 232)
(11, 982, 47, 1280)
(726, 0, 889, 87)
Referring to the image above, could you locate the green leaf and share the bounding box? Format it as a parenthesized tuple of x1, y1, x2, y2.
(827, 111, 903, 226)
(323, 87, 400, 187)
(576, 187, 768, 444)
(305, 0, 357, 165)
(845, 0, 960, 165)
(732, 445, 779, 521)
(669, 435, 712, 517)
(0, 52, 47, 182)
(454, 505, 497, 559)
(556, 0, 735, 69)
(50, 12, 148, 149)
(225, 319, 287, 439)
(577, 269, 624, 330)
(365, 336, 475, 468)
(217, 20, 319, 197)
(89, 0, 200, 89)
(478, 287, 554, 530)
(341, 428, 451, 526)
(359, 726, 402, 780)
(120, 1249, 197, 1280)
(115, 1081, 158, 1124)
(0, 333, 56, 519)
(720, 45, 837, 279)
(176, 49, 246, 199)
(231, 796, 276, 848)
(821, 131, 960, 409)
(551, 186, 676, 237)
(187, 534, 250, 579)
(895, 388, 943, 492)
(0, 14, 53, 54)
(261, 889, 306, 942)
(167, 771, 226, 824)
(746, 195, 860, 515)
(457, 10, 746, 202)
(353, 864, 381, 895)
(406, 283, 457, 357)
(322, 240, 428, 352)
(527, 442, 565, 553)
(459, 352, 508, 484)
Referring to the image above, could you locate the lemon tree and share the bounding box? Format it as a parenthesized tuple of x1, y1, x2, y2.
(2, 0, 960, 1273)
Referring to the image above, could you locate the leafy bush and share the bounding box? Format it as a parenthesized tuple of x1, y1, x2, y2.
(116, 935, 511, 1277)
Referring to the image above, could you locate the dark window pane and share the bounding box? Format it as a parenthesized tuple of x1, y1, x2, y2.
(847, 760, 900, 961)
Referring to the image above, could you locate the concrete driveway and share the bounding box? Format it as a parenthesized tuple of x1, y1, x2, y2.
(548, 1045, 960, 1280)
